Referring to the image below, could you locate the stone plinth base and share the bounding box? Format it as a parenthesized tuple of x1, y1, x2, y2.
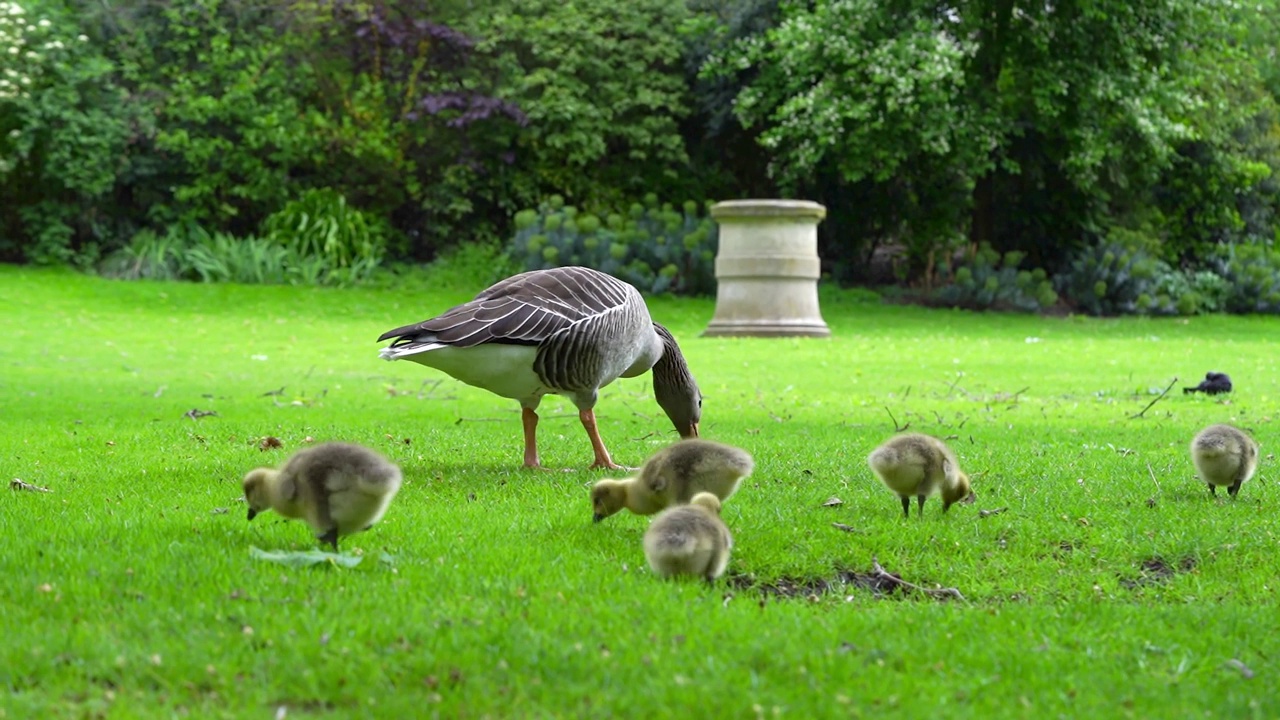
(703, 199, 831, 338)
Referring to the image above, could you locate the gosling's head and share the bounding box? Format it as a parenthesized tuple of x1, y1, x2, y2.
(689, 492, 722, 515)
(242, 468, 277, 521)
(590, 479, 628, 523)
(942, 472, 974, 512)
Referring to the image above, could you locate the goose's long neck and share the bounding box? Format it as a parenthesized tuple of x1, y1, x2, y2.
(651, 322, 700, 438)
(652, 323, 693, 389)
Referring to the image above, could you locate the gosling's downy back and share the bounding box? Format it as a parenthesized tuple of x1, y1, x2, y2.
(244, 442, 402, 549)
(867, 433, 970, 517)
(643, 492, 733, 582)
(1190, 423, 1259, 498)
(590, 439, 753, 522)
(640, 439, 754, 503)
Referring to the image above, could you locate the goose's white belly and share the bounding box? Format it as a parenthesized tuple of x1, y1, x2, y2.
(393, 344, 549, 401)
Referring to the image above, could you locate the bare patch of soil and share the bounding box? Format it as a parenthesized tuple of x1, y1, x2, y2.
(727, 558, 964, 602)
(1120, 556, 1197, 589)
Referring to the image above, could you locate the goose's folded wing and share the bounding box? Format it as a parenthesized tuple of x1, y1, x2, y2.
(378, 267, 634, 348)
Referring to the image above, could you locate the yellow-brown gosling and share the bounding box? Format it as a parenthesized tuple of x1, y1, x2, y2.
(1190, 423, 1259, 498)
(590, 439, 753, 522)
(243, 442, 402, 550)
(867, 433, 972, 518)
(642, 492, 733, 582)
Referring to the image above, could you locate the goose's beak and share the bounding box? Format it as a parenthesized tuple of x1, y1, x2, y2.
(247, 508, 258, 521)
(684, 422, 699, 439)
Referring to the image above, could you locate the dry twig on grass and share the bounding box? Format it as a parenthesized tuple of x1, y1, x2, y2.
(831, 522, 864, 534)
(1129, 377, 1177, 419)
(871, 555, 966, 601)
(884, 406, 909, 432)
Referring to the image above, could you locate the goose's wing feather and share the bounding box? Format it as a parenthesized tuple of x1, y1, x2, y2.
(378, 267, 633, 348)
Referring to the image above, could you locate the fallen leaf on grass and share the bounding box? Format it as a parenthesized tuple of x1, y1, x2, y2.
(978, 507, 1009, 518)
(258, 436, 283, 451)
(821, 496, 843, 507)
(184, 408, 218, 421)
(249, 546, 363, 569)
(10, 479, 51, 493)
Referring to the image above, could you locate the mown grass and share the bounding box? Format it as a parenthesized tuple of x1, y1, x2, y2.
(1, 264, 1277, 719)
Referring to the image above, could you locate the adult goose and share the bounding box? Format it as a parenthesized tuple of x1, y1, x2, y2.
(377, 266, 702, 470)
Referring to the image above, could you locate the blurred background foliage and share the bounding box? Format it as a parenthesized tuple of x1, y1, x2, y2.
(3, 0, 1280, 312)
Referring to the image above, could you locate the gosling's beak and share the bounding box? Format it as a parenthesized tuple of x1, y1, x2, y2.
(593, 513, 604, 523)
(247, 507, 258, 521)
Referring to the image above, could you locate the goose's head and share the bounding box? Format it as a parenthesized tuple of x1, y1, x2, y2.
(590, 479, 628, 523)
(652, 323, 701, 439)
(242, 468, 276, 521)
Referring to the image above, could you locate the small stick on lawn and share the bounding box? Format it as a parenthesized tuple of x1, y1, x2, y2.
(831, 522, 864, 534)
(1146, 462, 1162, 494)
(1129, 377, 1178, 419)
(978, 507, 1008, 519)
(872, 555, 966, 601)
(884, 406, 909, 432)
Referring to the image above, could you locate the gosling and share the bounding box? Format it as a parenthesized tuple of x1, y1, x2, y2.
(1190, 423, 1259, 498)
(242, 442, 402, 550)
(643, 492, 733, 582)
(590, 439, 753, 523)
(867, 433, 972, 518)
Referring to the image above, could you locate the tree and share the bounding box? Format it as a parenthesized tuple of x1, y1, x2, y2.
(710, 0, 1253, 275)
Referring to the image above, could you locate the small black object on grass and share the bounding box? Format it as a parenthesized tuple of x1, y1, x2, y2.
(1183, 372, 1232, 396)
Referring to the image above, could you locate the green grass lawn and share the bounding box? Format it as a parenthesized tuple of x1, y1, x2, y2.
(1, 264, 1277, 718)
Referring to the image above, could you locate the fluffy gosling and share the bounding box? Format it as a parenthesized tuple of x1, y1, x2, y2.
(590, 439, 753, 523)
(1190, 423, 1259, 498)
(243, 442, 402, 550)
(643, 492, 733, 582)
(867, 433, 972, 518)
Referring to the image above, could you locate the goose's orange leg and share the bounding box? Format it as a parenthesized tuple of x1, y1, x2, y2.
(579, 408, 623, 470)
(521, 407, 542, 469)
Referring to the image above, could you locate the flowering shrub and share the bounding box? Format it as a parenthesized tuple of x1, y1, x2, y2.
(0, 0, 130, 264)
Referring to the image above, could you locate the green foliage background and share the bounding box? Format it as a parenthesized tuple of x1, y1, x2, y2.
(5, 0, 1280, 312)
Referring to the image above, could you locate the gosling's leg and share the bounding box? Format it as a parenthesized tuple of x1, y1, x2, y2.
(1229, 477, 1243, 499)
(318, 527, 340, 552)
(917, 495, 927, 517)
(579, 408, 623, 470)
(521, 407, 541, 469)
(1208, 484, 1217, 497)
(900, 496, 911, 518)
(315, 486, 339, 551)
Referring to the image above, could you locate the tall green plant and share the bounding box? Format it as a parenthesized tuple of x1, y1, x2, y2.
(290, 0, 527, 259)
(475, 0, 693, 208)
(261, 189, 388, 286)
(103, 0, 321, 233)
(0, 0, 133, 264)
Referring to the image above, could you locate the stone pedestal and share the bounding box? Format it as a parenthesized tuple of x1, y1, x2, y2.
(703, 200, 831, 338)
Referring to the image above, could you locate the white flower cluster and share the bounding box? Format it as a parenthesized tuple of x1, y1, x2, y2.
(0, 0, 83, 101)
